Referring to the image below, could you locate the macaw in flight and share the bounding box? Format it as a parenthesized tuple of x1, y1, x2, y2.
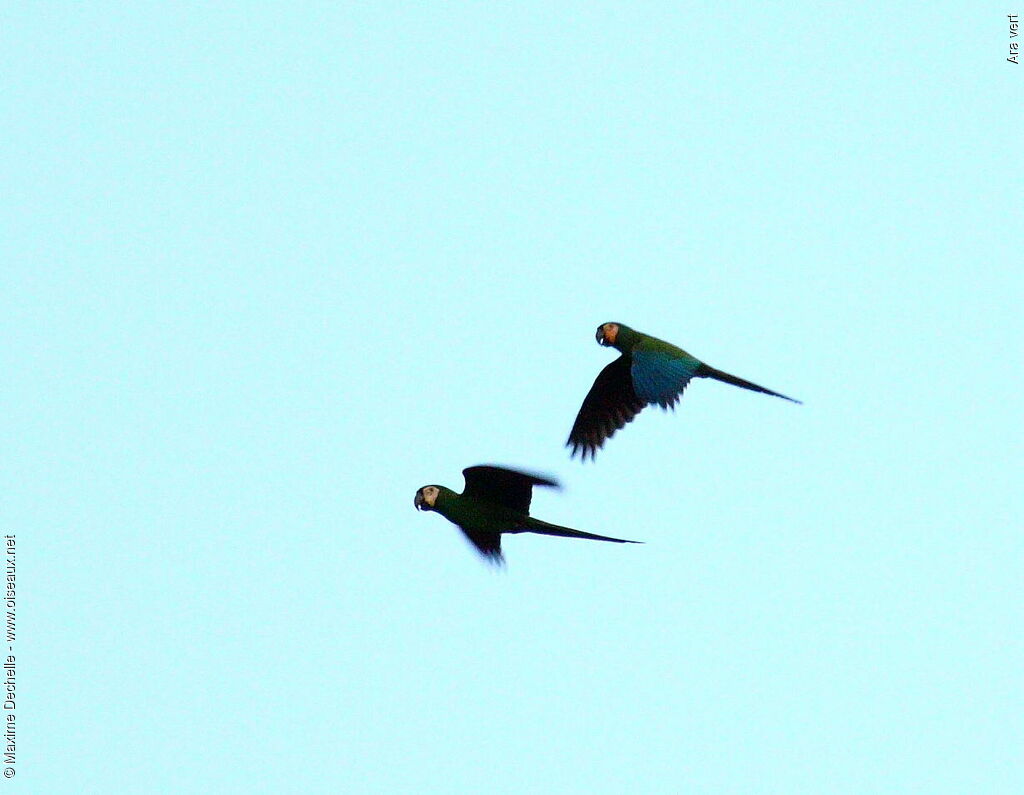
(415, 465, 641, 564)
(568, 322, 801, 460)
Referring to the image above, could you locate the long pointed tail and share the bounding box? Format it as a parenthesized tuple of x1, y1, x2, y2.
(696, 364, 802, 404)
(523, 518, 642, 545)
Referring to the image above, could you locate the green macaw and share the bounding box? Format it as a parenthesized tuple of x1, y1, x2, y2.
(414, 465, 641, 564)
(568, 322, 801, 460)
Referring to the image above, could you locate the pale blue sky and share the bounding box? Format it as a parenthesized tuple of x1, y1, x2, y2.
(4, 3, 1022, 793)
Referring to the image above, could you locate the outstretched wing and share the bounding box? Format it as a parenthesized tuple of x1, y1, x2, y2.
(630, 349, 703, 409)
(460, 529, 505, 565)
(462, 465, 559, 514)
(567, 355, 646, 460)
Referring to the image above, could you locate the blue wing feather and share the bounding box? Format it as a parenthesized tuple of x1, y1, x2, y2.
(631, 350, 701, 408)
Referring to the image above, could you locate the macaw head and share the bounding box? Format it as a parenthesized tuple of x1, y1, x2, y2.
(414, 485, 440, 511)
(596, 322, 621, 347)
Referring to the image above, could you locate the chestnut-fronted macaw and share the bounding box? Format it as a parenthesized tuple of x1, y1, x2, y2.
(414, 465, 640, 564)
(568, 322, 801, 460)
